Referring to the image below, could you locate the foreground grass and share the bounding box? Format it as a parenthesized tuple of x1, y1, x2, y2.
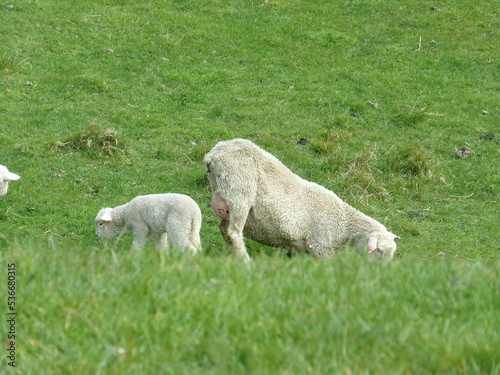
(1, 0, 498, 260)
(0, 1, 498, 373)
(2, 243, 498, 374)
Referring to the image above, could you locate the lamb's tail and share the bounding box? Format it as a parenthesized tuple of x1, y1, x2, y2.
(190, 216, 202, 253)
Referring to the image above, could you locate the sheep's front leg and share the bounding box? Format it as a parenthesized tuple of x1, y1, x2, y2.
(220, 218, 251, 263)
(211, 193, 251, 262)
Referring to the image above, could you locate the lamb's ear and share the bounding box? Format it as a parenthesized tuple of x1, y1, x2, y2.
(100, 210, 113, 222)
(367, 236, 378, 253)
(6, 172, 20, 181)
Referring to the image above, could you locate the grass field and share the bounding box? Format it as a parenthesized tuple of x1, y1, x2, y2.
(6, 244, 500, 374)
(1, 0, 499, 374)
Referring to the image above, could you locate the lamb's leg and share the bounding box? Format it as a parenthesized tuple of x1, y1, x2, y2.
(131, 225, 149, 250)
(132, 235, 147, 250)
(155, 233, 169, 251)
(189, 231, 202, 253)
(165, 215, 199, 253)
(168, 229, 198, 253)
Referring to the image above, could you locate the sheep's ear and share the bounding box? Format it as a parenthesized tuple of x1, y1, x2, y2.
(390, 232, 401, 240)
(6, 172, 20, 181)
(367, 236, 378, 252)
(100, 211, 113, 222)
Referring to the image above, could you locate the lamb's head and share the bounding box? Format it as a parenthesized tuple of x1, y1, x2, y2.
(0, 165, 20, 197)
(95, 208, 122, 240)
(367, 231, 400, 260)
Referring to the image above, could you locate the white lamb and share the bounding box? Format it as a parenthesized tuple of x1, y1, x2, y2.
(95, 193, 202, 252)
(0, 165, 20, 197)
(204, 138, 399, 262)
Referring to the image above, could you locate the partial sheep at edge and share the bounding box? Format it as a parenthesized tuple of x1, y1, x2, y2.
(0, 165, 20, 197)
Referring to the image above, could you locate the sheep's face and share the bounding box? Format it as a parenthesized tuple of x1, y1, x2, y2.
(0, 166, 20, 197)
(95, 208, 121, 240)
(367, 232, 400, 261)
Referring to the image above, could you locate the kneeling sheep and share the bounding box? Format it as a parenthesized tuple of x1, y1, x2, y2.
(204, 138, 399, 262)
(95, 193, 202, 252)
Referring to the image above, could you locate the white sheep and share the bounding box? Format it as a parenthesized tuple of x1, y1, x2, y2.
(95, 193, 202, 252)
(0, 165, 20, 197)
(204, 138, 399, 262)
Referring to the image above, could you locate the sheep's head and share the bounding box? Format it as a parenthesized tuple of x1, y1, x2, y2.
(0, 165, 20, 197)
(367, 231, 400, 261)
(95, 208, 122, 239)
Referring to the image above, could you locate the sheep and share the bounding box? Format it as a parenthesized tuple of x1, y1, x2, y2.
(95, 193, 202, 252)
(0, 165, 20, 197)
(204, 138, 399, 262)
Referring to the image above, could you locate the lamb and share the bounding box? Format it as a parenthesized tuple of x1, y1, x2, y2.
(95, 193, 202, 252)
(0, 165, 20, 197)
(204, 138, 399, 262)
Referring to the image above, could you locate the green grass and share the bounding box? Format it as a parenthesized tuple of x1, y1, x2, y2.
(5, 244, 500, 375)
(0, 0, 498, 373)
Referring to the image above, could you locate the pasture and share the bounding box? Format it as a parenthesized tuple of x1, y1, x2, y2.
(1, 0, 498, 374)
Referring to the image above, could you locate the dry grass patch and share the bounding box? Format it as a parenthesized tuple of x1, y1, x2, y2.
(55, 122, 126, 157)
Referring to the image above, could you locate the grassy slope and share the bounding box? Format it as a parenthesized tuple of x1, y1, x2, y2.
(0, 0, 499, 373)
